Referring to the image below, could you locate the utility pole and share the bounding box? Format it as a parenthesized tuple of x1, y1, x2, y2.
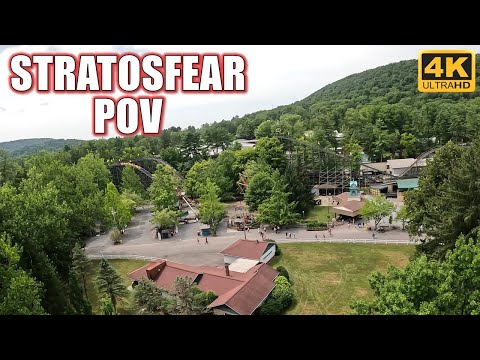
(243, 202, 247, 240)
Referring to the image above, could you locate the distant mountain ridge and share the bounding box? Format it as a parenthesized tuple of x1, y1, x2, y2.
(0, 138, 84, 156)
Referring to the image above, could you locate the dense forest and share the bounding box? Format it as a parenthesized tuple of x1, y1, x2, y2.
(2, 57, 480, 314)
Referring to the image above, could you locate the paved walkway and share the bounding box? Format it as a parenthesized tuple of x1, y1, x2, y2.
(85, 207, 414, 267)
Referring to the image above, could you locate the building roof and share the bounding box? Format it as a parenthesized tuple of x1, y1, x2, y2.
(361, 162, 388, 173)
(314, 183, 337, 189)
(332, 192, 365, 217)
(221, 239, 274, 260)
(228, 258, 260, 273)
(370, 184, 388, 190)
(387, 158, 416, 169)
(207, 264, 278, 315)
(333, 200, 365, 214)
(128, 260, 279, 315)
(333, 192, 349, 203)
(397, 178, 419, 189)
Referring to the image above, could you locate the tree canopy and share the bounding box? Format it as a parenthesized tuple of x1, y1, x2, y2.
(360, 196, 395, 230)
(352, 233, 480, 315)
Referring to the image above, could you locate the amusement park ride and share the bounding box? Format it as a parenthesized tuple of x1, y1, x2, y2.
(109, 137, 442, 232)
(109, 157, 198, 218)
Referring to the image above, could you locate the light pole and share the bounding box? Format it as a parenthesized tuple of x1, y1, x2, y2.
(242, 201, 247, 240)
(327, 193, 331, 228)
(111, 208, 117, 228)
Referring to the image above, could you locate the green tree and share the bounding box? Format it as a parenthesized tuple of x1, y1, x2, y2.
(283, 165, 315, 214)
(121, 166, 146, 198)
(1, 181, 72, 314)
(100, 295, 116, 315)
(0, 233, 46, 315)
(233, 148, 258, 175)
(360, 196, 395, 230)
(257, 187, 300, 227)
(184, 160, 215, 198)
(244, 171, 279, 211)
(150, 208, 179, 232)
(203, 126, 234, 154)
(271, 275, 294, 309)
(254, 119, 276, 139)
(148, 164, 179, 211)
(133, 279, 175, 315)
(396, 205, 408, 230)
(181, 129, 204, 161)
(343, 141, 363, 177)
(405, 140, 477, 259)
(67, 268, 92, 314)
(72, 243, 92, 298)
(255, 137, 287, 171)
(170, 276, 216, 315)
(259, 297, 283, 315)
(0, 149, 20, 186)
(275, 266, 290, 281)
(352, 234, 480, 315)
(121, 189, 146, 208)
(104, 182, 134, 231)
(400, 133, 418, 158)
(198, 179, 227, 235)
(96, 258, 128, 313)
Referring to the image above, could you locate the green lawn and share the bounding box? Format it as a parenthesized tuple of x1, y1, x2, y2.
(305, 206, 332, 223)
(271, 242, 414, 315)
(85, 259, 148, 315)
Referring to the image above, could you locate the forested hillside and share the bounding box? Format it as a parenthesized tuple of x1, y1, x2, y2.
(233, 57, 480, 161)
(0, 138, 84, 156)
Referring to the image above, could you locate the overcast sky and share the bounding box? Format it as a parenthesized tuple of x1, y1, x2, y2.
(1, 45, 480, 142)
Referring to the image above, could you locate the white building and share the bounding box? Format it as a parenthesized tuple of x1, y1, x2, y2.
(221, 239, 276, 265)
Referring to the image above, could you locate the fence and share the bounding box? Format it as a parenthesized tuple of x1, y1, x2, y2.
(275, 238, 414, 245)
(87, 254, 161, 261)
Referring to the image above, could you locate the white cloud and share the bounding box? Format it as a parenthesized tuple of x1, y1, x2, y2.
(2, 45, 480, 142)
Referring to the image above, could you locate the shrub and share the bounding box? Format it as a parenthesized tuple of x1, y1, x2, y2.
(272, 276, 294, 309)
(276, 266, 290, 281)
(110, 229, 122, 244)
(275, 244, 282, 256)
(259, 297, 283, 315)
(305, 221, 328, 231)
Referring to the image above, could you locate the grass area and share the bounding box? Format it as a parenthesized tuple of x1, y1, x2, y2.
(271, 242, 414, 315)
(85, 259, 147, 315)
(305, 206, 332, 223)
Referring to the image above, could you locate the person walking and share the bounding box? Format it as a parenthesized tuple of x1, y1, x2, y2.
(197, 238, 200, 244)
(372, 232, 375, 240)
(315, 233, 318, 239)
(323, 234, 326, 239)
(205, 237, 208, 244)
(286, 232, 288, 238)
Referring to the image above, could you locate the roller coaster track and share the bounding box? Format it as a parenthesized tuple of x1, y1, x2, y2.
(109, 158, 197, 216)
(278, 136, 395, 176)
(277, 136, 462, 187)
(396, 148, 437, 179)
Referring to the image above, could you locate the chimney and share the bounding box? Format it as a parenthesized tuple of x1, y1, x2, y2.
(224, 264, 230, 277)
(146, 261, 166, 280)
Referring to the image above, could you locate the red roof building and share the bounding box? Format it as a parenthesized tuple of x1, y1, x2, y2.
(128, 259, 279, 315)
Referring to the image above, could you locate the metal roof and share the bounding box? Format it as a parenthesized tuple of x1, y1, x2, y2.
(397, 178, 419, 189)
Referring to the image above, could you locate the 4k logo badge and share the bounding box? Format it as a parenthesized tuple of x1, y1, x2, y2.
(418, 50, 475, 92)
